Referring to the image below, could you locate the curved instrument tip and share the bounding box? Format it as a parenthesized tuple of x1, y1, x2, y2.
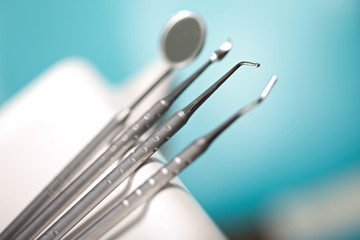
(260, 75, 277, 100)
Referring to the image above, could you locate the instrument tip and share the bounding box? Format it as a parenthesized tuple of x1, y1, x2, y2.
(211, 39, 232, 61)
(238, 61, 261, 68)
(220, 39, 232, 52)
(260, 75, 277, 100)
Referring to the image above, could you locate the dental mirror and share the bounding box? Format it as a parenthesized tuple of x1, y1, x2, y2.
(161, 10, 206, 69)
(126, 10, 206, 110)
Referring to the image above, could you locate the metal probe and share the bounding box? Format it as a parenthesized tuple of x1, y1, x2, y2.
(38, 61, 260, 240)
(13, 40, 231, 240)
(75, 75, 277, 240)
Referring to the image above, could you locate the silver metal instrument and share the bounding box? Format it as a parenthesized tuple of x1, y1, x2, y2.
(4, 10, 206, 240)
(13, 40, 229, 240)
(75, 75, 278, 240)
(38, 61, 260, 240)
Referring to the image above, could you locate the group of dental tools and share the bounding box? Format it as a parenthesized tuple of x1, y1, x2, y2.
(0, 10, 278, 240)
(0, 10, 206, 240)
(16, 39, 234, 240)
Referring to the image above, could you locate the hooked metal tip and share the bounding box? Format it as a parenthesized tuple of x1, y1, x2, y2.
(240, 61, 260, 68)
(182, 59, 259, 117)
(211, 39, 232, 62)
(239, 75, 277, 114)
(260, 75, 277, 100)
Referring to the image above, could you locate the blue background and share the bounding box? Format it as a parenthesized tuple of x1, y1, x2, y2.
(1, 0, 360, 237)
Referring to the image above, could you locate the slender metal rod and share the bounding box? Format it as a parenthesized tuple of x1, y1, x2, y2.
(38, 59, 259, 240)
(13, 41, 231, 240)
(75, 75, 277, 240)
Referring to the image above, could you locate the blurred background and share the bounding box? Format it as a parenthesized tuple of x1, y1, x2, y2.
(1, 0, 360, 239)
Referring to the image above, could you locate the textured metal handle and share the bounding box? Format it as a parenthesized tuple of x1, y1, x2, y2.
(76, 137, 208, 240)
(75, 74, 279, 240)
(0, 107, 130, 240)
(17, 101, 170, 240)
(39, 110, 187, 240)
(111, 100, 170, 152)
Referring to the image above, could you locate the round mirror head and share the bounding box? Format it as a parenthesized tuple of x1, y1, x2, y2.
(161, 11, 206, 68)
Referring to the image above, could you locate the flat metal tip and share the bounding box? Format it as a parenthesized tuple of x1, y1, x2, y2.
(212, 39, 232, 61)
(260, 75, 277, 99)
(220, 39, 232, 52)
